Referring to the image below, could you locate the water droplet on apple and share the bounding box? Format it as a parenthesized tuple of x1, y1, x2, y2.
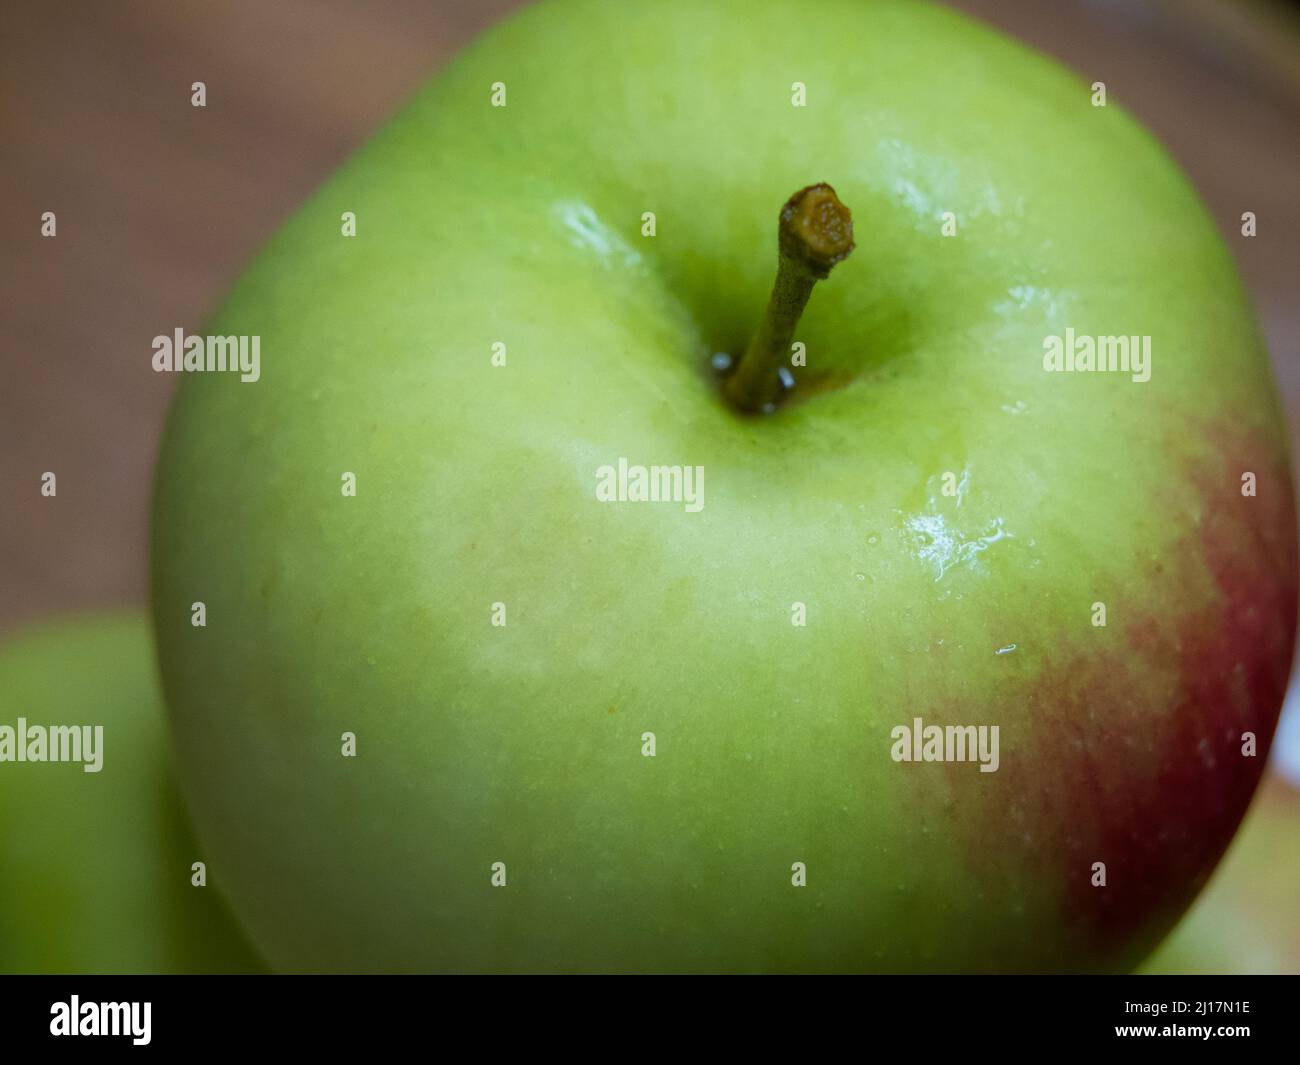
(777, 366, 795, 390)
(866, 533, 879, 545)
(854, 572, 866, 581)
(995, 644, 1017, 655)
(710, 352, 732, 373)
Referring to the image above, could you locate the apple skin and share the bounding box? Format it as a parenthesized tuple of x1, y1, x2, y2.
(151, 0, 1296, 972)
(0, 613, 264, 974)
(1138, 772, 1300, 975)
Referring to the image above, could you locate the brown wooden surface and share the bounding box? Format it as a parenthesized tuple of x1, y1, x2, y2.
(2, 0, 1299, 635)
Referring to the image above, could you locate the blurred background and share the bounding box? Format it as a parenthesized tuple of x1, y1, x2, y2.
(0, 0, 1297, 972)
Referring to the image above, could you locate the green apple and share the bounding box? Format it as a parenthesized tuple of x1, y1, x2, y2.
(0, 613, 264, 973)
(1139, 772, 1300, 974)
(151, 0, 1296, 972)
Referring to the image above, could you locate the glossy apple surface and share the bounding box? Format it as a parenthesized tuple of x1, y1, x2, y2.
(0, 613, 263, 973)
(151, 0, 1297, 971)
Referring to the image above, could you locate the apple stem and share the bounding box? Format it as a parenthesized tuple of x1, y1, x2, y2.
(721, 183, 855, 414)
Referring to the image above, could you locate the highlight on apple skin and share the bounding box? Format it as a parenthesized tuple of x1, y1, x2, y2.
(148, 0, 1298, 972)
